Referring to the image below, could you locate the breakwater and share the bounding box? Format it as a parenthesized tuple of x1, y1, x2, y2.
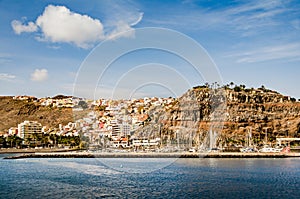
(3, 152, 300, 159)
(0, 148, 80, 154)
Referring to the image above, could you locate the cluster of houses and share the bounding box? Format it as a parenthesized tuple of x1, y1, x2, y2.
(3, 95, 176, 150)
(75, 97, 175, 150)
(13, 95, 84, 108)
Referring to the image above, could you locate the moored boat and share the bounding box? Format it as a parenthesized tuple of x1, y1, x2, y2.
(259, 145, 283, 153)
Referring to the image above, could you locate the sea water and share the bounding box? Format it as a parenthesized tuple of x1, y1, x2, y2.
(1, 155, 300, 198)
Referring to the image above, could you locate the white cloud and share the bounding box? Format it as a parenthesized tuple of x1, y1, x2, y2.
(31, 69, 48, 82)
(35, 5, 104, 48)
(0, 73, 16, 81)
(11, 4, 143, 48)
(11, 20, 38, 34)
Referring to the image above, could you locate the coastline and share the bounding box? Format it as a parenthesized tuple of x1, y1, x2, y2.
(0, 148, 80, 154)
(3, 151, 300, 159)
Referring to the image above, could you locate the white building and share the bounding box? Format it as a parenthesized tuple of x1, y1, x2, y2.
(18, 121, 43, 145)
(121, 123, 131, 136)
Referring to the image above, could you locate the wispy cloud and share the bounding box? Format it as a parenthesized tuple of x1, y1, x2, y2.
(11, 4, 143, 49)
(226, 43, 300, 63)
(148, 0, 296, 36)
(291, 19, 300, 30)
(0, 73, 16, 81)
(130, 12, 143, 26)
(218, 0, 291, 36)
(101, 1, 144, 40)
(11, 20, 38, 34)
(0, 53, 12, 64)
(31, 68, 48, 82)
(222, 0, 286, 16)
(47, 45, 61, 50)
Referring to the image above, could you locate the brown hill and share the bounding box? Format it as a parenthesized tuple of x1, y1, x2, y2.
(0, 96, 73, 132)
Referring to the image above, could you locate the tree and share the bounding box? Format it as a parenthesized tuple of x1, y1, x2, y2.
(5, 135, 23, 148)
(240, 84, 246, 90)
(32, 133, 42, 147)
(137, 106, 144, 114)
(95, 105, 106, 111)
(291, 97, 296, 102)
(25, 137, 32, 146)
(204, 82, 209, 88)
(6, 136, 14, 148)
(15, 137, 23, 148)
(49, 134, 57, 147)
(78, 100, 88, 109)
(223, 84, 229, 89)
(234, 85, 241, 92)
(41, 135, 49, 148)
(0, 136, 7, 148)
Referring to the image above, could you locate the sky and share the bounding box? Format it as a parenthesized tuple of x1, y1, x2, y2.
(0, 0, 300, 99)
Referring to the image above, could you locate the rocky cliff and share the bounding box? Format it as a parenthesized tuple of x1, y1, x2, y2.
(145, 86, 300, 147)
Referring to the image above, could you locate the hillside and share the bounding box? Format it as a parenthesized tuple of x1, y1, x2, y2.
(0, 96, 74, 132)
(149, 86, 300, 147)
(1, 85, 300, 147)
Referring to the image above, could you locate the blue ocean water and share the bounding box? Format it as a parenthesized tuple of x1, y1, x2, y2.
(1, 155, 300, 198)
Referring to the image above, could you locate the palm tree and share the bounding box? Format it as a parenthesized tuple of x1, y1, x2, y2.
(0, 136, 6, 148)
(15, 136, 23, 148)
(204, 82, 209, 88)
(49, 134, 56, 147)
(26, 137, 32, 147)
(32, 133, 40, 147)
(41, 135, 49, 148)
(6, 136, 14, 148)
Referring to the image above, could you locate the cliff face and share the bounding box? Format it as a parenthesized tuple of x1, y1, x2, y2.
(150, 87, 300, 147)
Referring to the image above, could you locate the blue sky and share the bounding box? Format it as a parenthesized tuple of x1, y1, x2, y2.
(0, 0, 300, 99)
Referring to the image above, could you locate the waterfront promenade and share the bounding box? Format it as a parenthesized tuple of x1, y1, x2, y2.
(3, 151, 300, 159)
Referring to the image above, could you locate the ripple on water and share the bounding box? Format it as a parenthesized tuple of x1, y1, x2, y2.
(1, 158, 300, 198)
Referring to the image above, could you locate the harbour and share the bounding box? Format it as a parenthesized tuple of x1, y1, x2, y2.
(1, 155, 300, 198)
